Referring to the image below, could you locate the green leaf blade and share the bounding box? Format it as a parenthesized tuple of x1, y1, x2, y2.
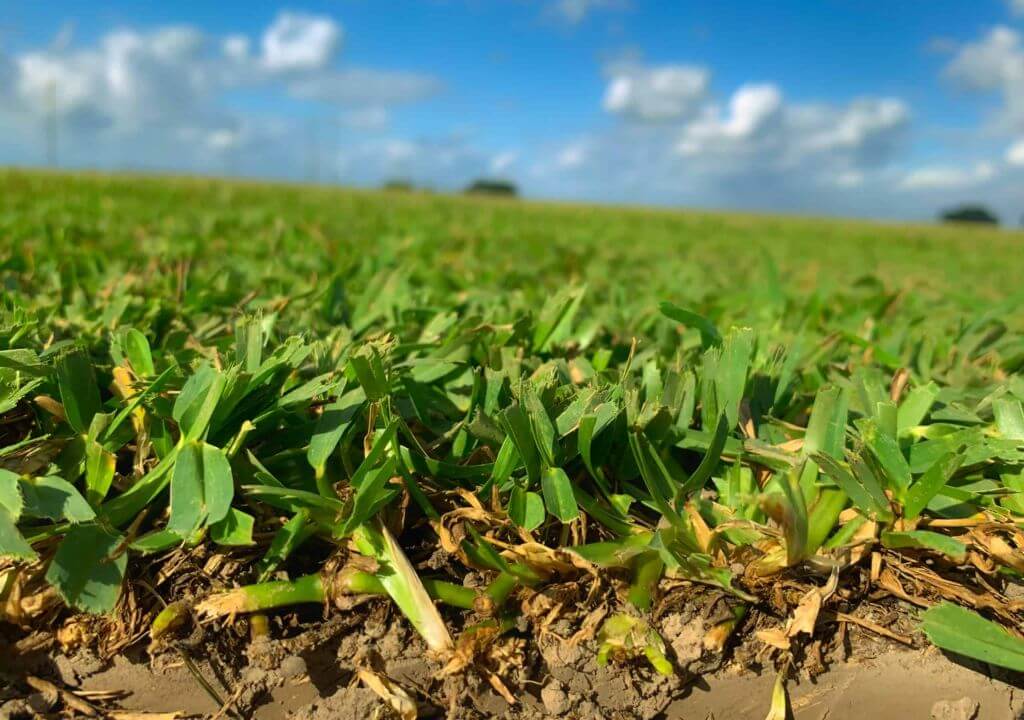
(541, 466, 579, 522)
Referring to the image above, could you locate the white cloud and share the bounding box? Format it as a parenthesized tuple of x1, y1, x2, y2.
(678, 84, 782, 153)
(14, 26, 214, 133)
(260, 12, 341, 72)
(533, 72, 913, 217)
(900, 161, 996, 190)
(1010, 0, 1024, 16)
(547, 0, 624, 25)
(3, 16, 438, 134)
(289, 68, 441, 106)
(1007, 139, 1024, 165)
(833, 170, 865, 188)
(0, 50, 12, 96)
(222, 35, 250, 62)
(556, 141, 588, 169)
(382, 139, 417, 162)
(342, 106, 389, 130)
(673, 85, 907, 178)
(945, 26, 1021, 93)
(4, 10, 1016, 221)
(490, 150, 518, 174)
(945, 26, 1024, 131)
(335, 134, 496, 188)
(51, 22, 75, 52)
(603, 63, 710, 122)
(798, 98, 909, 157)
(0, 15, 441, 180)
(205, 127, 242, 151)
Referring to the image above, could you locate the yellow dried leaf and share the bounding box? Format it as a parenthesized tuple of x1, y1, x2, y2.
(756, 627, 791, 651)
(787, 587, 822, 638)
(685, 503, 714, 553)
(973, 530, 1024, 573)
(34, 395, 67, 422)
(702, 623, 731, 652)
(358, 669, 417, 720)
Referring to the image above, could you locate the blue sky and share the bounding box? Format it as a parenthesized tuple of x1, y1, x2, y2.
(2, 1, 1024, 220)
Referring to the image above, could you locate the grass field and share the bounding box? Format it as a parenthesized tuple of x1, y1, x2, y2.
(3, 170, 1024, 718)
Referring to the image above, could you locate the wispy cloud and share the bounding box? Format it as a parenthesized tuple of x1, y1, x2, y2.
(901, 162, 996, 190)
(545, 0, 627, 25)
(0, 11, 442, 176)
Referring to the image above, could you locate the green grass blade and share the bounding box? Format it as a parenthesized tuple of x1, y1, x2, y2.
(921, 602, 1024, 672)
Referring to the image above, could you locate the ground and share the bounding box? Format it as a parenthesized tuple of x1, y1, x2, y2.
(2, 171, 1024, 719)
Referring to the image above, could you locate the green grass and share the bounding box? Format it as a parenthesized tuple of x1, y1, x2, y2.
(2, 170, 1024, 676)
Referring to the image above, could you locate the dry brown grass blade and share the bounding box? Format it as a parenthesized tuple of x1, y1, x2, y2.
(889, 367, 909, 403)
(877, 568, 931, 608)
(739, 399, 757, 440)
(358, 668, 418, 720)
(756, 627, 791, 651)
(209, 684, 246, 720)
(825, 611, 914, 646)
(822, 516, 876, 569)
(13, 631, 54, 654)
(499, 541, 598, 581)
(1, 565, 63, 627)
(568, 604, 608, 645)
(921, 514, 990, 528)
(702, 622, 732, 652)
(75, 689, 126, 700)
(889, 555, 1015, 621)
(483, 669, 517, 705)
(787, 567, 838, 639)
(33, 395, 67, 422)
(685, 502, 714, 553)
(870, 551, 882, 583)
(26, 675, 100, 716)
(436, 506, 493, 556)
(441, 622, 506, 676)
(969, 528, 1024, 573)
(788, 586, 823, 638)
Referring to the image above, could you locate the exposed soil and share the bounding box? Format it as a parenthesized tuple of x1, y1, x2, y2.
(4, 603, 1024, 720)
(3, 547, 1022, 719)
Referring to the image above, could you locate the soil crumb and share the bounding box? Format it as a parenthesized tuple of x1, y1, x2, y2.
(4, 620, 1023, 719)
(293, 685, 381, 720)
(665, 649, 1024, 720)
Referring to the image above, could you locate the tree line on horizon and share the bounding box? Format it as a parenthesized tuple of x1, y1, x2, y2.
(381, 180, 1018, 226)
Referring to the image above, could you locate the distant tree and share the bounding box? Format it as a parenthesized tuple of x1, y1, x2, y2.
(382, 179, 415, 192)
(939, 204, 1000, 226)
(464, 178, 518, 197)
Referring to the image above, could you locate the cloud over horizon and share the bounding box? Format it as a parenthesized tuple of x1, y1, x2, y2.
(0, 12, 443, 178)
(1, 3, 1024, 221)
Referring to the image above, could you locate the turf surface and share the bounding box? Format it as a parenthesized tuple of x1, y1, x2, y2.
(3, 169, 1024, 684)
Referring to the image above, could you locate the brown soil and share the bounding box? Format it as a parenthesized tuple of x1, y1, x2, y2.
(4, 608, 1023, 720)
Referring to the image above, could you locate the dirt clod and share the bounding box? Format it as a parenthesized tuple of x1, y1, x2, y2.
(661, 613, 704, 666)
(278, 655, 307, 679)
(52, 654, 81, 686)
(24, 692, 55, 714)
(931, 696, 980, 720)
(541, 682, 571, 715)
(298, 685, 382, 720)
